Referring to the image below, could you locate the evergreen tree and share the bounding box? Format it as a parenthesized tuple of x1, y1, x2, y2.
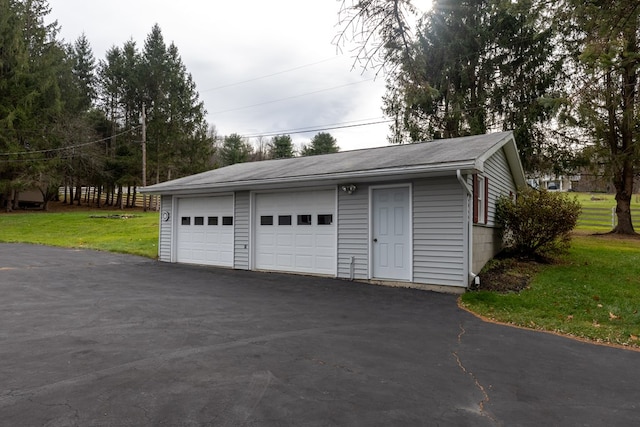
(0, 0, 27, 207)
(268, 135, 295, 159)
(69, 33, 96, 113)
(141, 24, 212, 182)
(220, 133, 252, 165)
(301, 132, 339, 156)
(97, 44, 136, 200)
(0, 0, 67, 209)
(383, 0, 561, 172)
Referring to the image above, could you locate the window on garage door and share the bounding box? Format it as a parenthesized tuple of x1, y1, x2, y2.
(317, 214, 333, 225)
(278, 215, 292, 225)
(297, 214, 312, 225)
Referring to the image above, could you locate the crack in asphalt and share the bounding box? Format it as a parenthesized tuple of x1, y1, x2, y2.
(453, 323, 499, 426)
(458, 323, 466, 343)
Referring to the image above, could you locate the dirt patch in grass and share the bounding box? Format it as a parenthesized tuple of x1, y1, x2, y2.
(473, 257, 542, 293)
(476, 231, 640, 294)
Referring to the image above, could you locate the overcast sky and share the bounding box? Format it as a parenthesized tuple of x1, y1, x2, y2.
(48, 0, 431, 152)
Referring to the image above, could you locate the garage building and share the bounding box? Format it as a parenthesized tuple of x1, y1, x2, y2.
(141, 132, 526, 292)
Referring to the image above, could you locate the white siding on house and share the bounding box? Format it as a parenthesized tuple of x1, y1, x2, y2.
(337, 184, 369, 280)
(234, 191, 250, 270)
(413, 176, 466, 287)
(159, 195, 173, 262)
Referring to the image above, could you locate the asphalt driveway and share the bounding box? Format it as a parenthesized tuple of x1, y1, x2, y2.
(1, 243, 638, 426)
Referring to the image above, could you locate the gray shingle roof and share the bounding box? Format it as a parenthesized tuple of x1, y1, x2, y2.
(141, 131, 522, 194)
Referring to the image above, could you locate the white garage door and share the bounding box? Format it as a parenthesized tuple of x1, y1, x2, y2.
(176, 196, 234, 266)
(255, 190, 336, 275)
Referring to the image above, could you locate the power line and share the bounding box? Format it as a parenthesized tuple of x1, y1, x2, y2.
(241, 119, 392, 139)
(201, 57, 340, 92)
(242, 117, 387, 138)
(0, 126, 141, 157)
(210, 78, 375, 115)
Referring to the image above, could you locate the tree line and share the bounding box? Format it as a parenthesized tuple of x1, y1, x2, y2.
(337, 0, 640, 234)
(0, 0, 339, 211)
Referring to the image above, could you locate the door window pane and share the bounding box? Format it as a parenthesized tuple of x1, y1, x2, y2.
(208, 216, 218, 225)
(181, 217, 191, 226)
(194, 216, 204, 225)
(222, 216, 233, 226)
(261, 215, 273, 225)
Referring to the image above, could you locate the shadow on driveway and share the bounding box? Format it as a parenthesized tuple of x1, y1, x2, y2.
(1, 243, 638, 426)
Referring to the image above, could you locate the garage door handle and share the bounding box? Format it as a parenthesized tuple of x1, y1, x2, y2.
(373, 238, 378, 243)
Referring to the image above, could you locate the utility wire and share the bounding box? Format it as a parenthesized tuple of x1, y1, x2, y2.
(242, 117, 387, 138)
(201, 57, 339, 92)
(210, 78, 375, 115)
(0, 126, 141, 157)
(241, 119, 392, 139)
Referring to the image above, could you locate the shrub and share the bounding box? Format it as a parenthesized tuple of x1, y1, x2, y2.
(496, 188, 581, 258)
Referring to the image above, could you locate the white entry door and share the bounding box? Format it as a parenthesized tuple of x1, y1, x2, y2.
(372, 186, 411, 281)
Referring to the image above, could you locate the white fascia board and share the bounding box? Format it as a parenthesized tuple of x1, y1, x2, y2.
(474, 131, 513, 170)
(474, 131, 526, 188)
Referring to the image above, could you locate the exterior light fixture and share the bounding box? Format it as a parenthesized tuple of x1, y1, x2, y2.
(340, 184, 357, 195)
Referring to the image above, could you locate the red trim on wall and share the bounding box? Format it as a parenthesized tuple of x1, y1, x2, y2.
(484, 177, 489, 225)
(472, 174, 479, 224)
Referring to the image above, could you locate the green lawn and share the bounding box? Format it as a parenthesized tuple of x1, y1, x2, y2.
(572, 192, 640, 209)
(461, 192, 640, 349)
(574, 192, 640, 232)
(0, 210, 159, 258)
(461, 234, 640, 349)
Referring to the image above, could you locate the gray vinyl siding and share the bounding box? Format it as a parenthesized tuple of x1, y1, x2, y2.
(338, 184, 369, 280)
(337, 183, 369, 280)
(413, 176, 466, 287)
(234, 191, 250, 270)
(472, 148, 518, 273)
(484, 148, 517, 226)
(159, 195, 173, 262)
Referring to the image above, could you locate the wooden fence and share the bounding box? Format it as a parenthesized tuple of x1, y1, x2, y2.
(578, 207, 617, 228)
(59, 186, 160, 210)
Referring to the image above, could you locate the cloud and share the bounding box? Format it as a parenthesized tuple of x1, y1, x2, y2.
(49, 0, 394, 150)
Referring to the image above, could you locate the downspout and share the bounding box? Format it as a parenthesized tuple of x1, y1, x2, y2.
(457, 170, 477, 287)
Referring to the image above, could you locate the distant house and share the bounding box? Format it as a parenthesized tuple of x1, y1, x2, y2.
(528, 174, 573, 192)
(570, 169, 640, 194)
(1, 188, 44, 210)
(141, 132, 526, 292)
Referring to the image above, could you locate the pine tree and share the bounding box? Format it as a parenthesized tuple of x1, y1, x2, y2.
(220, 133, 252, 165)
(141, 24, 212, 182)
(382, 0, 560, 172)
(268, 135, 295, 159)
(0, 0, 67, 209)
(69, 33, 96, 112)
(301, 132, 339, 156)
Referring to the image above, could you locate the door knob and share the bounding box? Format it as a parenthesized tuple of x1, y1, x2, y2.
(373, 238, 378, 242)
